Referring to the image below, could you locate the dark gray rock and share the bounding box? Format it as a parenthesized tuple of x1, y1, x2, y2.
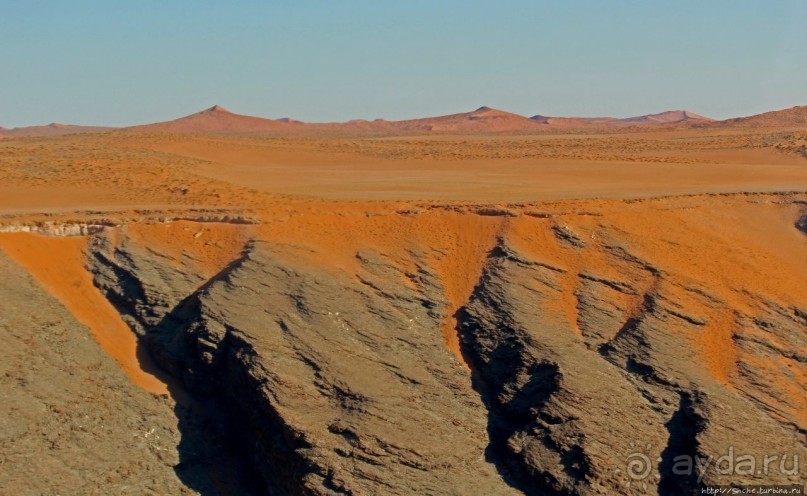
(460, 244, 669, 495)
(91, 237, 518, 495)
(83, 216, 806, 495)
(0, 253, 191, 496)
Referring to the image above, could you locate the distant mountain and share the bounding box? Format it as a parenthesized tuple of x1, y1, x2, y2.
(125, 105, 292, 134)
(276, 117, 304, 125)
(713, 105, 807, 128)
(530, 115, 620, 128)
(387, 106, 542, 132)
(0, 123, 114, 137)
(530, 110, 713, 129)
(619, 110, 713, 125)
(5, 104, 804, 138)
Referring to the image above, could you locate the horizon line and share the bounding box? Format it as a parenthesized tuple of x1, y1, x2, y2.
(2, 102, 804, 130)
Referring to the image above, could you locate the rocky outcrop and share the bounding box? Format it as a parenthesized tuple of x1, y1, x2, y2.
(459, 242, 669, 495)
(184, 244, 518, 494)
(797, 210, 807, 236)
(80, 197, 806, 495)
(0, 253, 189, 495)
(89, 234, 518, 495)
(455, 237, 805, 494)
(0, 222, 109, 236)
(0, 212, 259, 238)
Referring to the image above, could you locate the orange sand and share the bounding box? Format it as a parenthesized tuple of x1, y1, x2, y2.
(418, 214, 503, 365)
(252, 211, 503, 365)
(3, 129, 804, 216)
(20, 193, 799, 393)
(0, 127, 805, 409)
(0, 233, 169, 395)
(146, 134, 807, 202)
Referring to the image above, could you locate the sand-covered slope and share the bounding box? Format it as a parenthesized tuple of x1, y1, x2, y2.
(14, 192, 796, 495)
(715, 105, 807, 128)
(0, 123, 114, 137)
(125, 105, 293, 134)
(385, 106, 542, 132)
(0, 251, 188, 495)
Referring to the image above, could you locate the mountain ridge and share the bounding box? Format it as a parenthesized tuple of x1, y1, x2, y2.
(3, 104, 806, 137)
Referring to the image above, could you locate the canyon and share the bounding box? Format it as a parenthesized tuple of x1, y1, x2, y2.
(0, 107, 805, 495)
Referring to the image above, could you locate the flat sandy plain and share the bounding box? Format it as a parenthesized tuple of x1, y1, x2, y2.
(1, 127, 806, 213)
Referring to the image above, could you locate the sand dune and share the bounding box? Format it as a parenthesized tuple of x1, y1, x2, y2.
(619, 109, 713, 125)
(383, 106, 542, 132)
(0, 123, 114, 137)
(530, 110, 713, 129)
(124, 104, 292, 134)
(6, 104, 806, 137)
(123, 105, 715, 134)
(711, 105, 807, 128)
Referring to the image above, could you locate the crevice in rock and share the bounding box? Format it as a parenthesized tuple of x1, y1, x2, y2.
(89, 249, 150, 333)
(599, 312, 711, 494)
(658, 392, 708, 496)
(218, 332, 328, 495)
(454, 244, 574, 495)
(90, 242, 268, 495)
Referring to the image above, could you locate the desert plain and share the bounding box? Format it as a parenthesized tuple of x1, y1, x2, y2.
(0, 104, 805, 495)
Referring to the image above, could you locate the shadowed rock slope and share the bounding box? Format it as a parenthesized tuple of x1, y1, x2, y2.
(89, 229, 517, 495)
(81, 193, 806, 495)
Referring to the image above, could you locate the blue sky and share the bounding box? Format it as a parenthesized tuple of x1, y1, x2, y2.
(2, 1, 806, 126)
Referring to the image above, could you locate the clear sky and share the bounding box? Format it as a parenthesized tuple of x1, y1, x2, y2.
(2, 1, 806, 127)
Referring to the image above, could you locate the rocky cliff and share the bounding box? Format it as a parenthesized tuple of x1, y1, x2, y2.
(73, 193, 807, 495)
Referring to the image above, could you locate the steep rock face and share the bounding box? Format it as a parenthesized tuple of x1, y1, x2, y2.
(0, 253, 190, 495)
(459, 242, 669, 495)
(594, 270, 806, 492)
(460, 232, 805, 494)
(90, 234, 518, 494)
(84, 196, 806, 495)
(184, 244, 517, 495)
